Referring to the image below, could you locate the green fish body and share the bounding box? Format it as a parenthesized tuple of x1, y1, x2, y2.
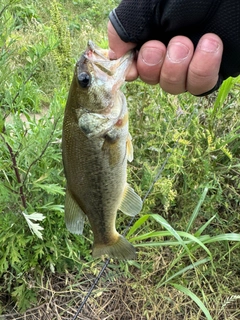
(62, 41, 142, 259)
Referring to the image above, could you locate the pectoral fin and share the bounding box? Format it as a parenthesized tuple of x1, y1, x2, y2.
(126, 133, 133, 162)
(64, 187, 86, 234)
(119, 184, 142, 216)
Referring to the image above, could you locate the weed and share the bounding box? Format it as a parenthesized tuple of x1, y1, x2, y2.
(50, 0, 73, 84)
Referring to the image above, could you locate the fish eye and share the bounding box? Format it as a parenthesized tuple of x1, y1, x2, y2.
(77, 72, 91, 88)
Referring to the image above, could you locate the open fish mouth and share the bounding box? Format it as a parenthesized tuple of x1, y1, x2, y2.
(84, 40, 134, 79)
(74, 40, 134, 115)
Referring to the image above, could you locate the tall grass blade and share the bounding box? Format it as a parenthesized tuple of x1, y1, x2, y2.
(132, 228, 212, 258)
(214, 77, 237, 111)
(203, 233, 240, 243)
(186, 186, 208, 233)
(126, 214, 150, 238)
(178, 231, 212, 258)
(194, 215, 216, 237)
(170, 283, 213, 320)
(150, 214, 191, 255)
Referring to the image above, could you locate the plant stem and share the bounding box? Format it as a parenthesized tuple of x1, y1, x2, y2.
(0, 127, 27, 209)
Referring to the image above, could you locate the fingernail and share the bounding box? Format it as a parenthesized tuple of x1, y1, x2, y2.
(199, 38, 220, 53)
(141, 47, 163, 66)
(167, 42, 190, 63)
(108, 49, 117, 60)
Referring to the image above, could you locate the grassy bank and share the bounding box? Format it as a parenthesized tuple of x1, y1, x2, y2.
(1, 0, 240, 319)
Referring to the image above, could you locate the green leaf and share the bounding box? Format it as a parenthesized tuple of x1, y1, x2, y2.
(22, 212, 45, 239)
(33, 183, 65, 195)
(131, 230, 173, 242)
(178, 231, 212, 258)
(126, 214, 150, 238)
(203, 233, 240, 244)
(194, 215, 216, 237)
(149, 214, 191, 255)
(214, 77, 236, 110)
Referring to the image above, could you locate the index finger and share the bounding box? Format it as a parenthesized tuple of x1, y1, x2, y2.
(108, 21, 136, 59)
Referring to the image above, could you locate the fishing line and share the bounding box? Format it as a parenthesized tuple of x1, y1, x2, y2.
(72, 106, 197, 320)
(72, 258, 110, 320)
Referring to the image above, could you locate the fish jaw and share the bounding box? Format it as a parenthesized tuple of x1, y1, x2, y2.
(73, 41, 134, 114)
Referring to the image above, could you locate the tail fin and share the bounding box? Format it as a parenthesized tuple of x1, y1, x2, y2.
(92, 235, 136, 260)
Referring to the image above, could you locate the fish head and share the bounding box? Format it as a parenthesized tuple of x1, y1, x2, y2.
(71, 41, 134, 114)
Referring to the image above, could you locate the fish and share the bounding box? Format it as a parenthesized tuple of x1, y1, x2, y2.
(62, 41, 142, 260)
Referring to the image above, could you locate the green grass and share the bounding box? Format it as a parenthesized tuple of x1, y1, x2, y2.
(1, 0, 240, 318)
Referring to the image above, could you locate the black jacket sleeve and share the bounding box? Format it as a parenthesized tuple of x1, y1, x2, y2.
(109, 0, 240, 85)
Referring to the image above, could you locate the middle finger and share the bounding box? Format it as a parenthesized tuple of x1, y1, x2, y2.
(160, 36, 194, 94)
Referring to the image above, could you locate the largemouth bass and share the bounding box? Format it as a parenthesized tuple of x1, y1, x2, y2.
(62, 41, 142, 260)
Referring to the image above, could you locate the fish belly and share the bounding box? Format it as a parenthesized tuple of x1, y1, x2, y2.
(63, 120, 136, 259)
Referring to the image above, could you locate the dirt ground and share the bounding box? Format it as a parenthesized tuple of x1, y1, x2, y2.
(2, 269, 240, 320)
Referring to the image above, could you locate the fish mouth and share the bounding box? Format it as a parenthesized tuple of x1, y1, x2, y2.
(84, 40, 134, 79)
(75, 41, 134, 115)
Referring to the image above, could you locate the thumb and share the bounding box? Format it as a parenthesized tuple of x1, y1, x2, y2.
(108, 21, 136, 59)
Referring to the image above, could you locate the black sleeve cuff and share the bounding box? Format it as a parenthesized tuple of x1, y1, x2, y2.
(109, 1, 160, 43)
(195, 75, 223, 96)
(109, 9, 131, 43)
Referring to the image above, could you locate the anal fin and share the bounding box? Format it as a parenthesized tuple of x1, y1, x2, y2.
(64, 187, 86, 234)
(119, 184, 142, 216)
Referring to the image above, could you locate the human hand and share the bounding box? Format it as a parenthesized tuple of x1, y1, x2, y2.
(108, 0, 240, 96)
(108, 22, 223, 95)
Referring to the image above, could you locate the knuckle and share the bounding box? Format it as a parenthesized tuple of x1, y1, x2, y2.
(189, 63, 214, 79)
(160, 77, 186, 94)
